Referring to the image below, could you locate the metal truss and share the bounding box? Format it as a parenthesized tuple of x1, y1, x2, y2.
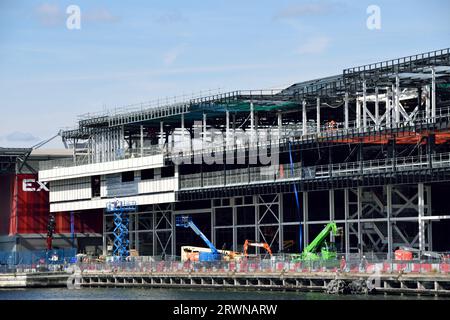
(256, 194, 282, 253)
(154, 203, 173, 256)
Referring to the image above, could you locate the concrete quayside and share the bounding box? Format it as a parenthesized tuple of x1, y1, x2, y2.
(1, 270, 450, 298)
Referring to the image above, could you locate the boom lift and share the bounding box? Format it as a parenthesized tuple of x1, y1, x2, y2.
(176, 216, 222, 262)
(243, 240, 272, 258)
(293, 222, 342, 261)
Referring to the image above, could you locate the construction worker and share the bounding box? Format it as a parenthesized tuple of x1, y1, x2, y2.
(340, 256, 346, 272)
(360, 255, 368, 272)
(327, 120, 337, 131)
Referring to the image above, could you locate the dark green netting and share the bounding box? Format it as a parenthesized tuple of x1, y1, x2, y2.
(140, 101, 300, 125)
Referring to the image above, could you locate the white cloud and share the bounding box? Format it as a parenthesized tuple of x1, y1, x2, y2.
(155, 11, 188, 25)
(84, 8, 120, 23)
(163, 44, 187, 66)
(34, 4, 119, 27)
(35, 3, 64, 26)
(274, 2, 338, 20)
(296, 36, 331, 54)
(5, 131, 40, 142)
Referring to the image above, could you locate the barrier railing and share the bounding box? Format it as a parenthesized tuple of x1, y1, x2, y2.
(2, 256, 449, 275)
(180, 152, 450, 190)
(0, 249, 77, 273)
(41, 104, 450, 170)
(70, 255, 450, 275)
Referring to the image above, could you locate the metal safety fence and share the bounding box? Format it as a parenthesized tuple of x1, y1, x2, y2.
(0, 249, 76, 270)
(75, 257, 450, 275)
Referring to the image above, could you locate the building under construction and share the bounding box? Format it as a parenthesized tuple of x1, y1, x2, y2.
(37, 48, 450, 259)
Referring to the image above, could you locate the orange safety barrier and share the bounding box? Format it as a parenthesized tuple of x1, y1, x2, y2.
(441, 263, 450, 273)
(328, 130, 450, 145)
(421, 264, 432, 272)
(411, 263, 421, 273)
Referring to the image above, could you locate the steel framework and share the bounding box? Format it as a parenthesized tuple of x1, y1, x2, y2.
(43, 48, 450, 259)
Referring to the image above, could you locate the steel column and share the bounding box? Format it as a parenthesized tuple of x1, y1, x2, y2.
(386, 185, 393, 260)
(278, 193, 284, 253)
(395, 78, 401, 125)
(363, 81, 367, 130)
(375, 87, 379, 129)
(181, 113, 185, 150)
(302, 100, 307, 135)
(344, 93, 349, 129)
(426, 185, 433, 251)
(385, 88, 391, 127)
(431, 67, 436, 120)
(356, 100, 361, 130)
(140, 125, 144, 156)
(316, 97, 321, 134)
(344, 189, 350, 259)
(226, 110, 230, 149)
(357, 187, 363, 257)
(302, 192, 309, 249)
(329, 190, 335, 243)
(277, 112, 282, 142)
(160, 121, 164, 148)
(102, 211, 107, 255)
(232, 198, 237, 252)
(418, 183, 425, 252)
(425, 85, 431, 121)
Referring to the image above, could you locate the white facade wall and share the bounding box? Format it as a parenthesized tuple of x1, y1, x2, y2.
(40, 154, 179, 213)
(49, 177, 91, 203)
(50, 192, 176, 212)
(39, 154, 164, 181)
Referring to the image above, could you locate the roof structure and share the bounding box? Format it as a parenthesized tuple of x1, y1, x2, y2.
(61, 48, 450, 140)
(0, 148, 32, 174)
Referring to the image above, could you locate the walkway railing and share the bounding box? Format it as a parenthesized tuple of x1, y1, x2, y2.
(41, 103, 450, 171)
(2, 255, 449, 275)
(180, 152, 450, 190)
(74, 258, 450, 275)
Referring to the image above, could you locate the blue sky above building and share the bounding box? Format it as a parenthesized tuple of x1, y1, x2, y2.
(0, 0, 449, 147)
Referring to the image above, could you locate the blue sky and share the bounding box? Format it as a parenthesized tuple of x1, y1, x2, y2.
(0, 0, 449, 148)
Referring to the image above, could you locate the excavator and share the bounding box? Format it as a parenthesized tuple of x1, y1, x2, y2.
(292, 222, 343, 262)
(243, 240, 272, 258)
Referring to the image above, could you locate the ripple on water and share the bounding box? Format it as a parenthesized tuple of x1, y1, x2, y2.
(0, 287, 443, 300)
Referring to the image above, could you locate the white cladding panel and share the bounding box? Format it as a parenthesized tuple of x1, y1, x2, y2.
(39, 154, 164, 181)
(49, 192, 176, 212)
(49, 177, 91, 202)
(139, 178, 178, 193)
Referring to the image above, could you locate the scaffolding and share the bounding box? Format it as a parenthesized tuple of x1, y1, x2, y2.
(106, 201, 137, 258)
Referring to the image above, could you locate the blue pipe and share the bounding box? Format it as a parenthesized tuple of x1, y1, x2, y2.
(288, 141, 303, 252)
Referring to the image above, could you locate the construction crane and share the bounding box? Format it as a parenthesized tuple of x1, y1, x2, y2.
(176, 216, 221, 262)
(243, 240, 272, 258)
(292, 222, 342, 262)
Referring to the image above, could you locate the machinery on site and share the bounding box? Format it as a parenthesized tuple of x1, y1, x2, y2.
(106, 200, 137, 259)
(180, 246, 239, 262)
(292, 222, 343, 262)
(243, 240, 272, 258)
(176, 215, 223, 262)
(395, 246, 449, 261)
